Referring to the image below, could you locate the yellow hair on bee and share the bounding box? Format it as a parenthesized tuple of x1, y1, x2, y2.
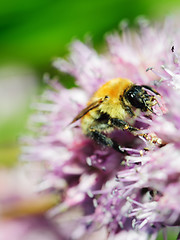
(81, 78, 133, 133)
(91, 78, 133, 100)
(71, 77, 160, 153)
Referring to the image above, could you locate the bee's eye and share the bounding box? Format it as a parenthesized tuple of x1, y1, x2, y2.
(125, 85, 148, 110)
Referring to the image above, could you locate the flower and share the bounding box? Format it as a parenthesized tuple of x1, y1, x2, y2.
(0, 167, 62, 240)
(10, 17, 180, 239)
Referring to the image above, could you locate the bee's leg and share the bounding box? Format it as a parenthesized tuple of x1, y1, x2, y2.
(109, 118, 163, 146)
(109, 118, 139, 132)
(88, 129, 127, 154)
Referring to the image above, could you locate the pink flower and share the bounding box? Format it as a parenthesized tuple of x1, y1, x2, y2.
(14, 17, 180, 239)
(0, 168, 62, 240)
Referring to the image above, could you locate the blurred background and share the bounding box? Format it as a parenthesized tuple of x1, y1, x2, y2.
(1, 1, 180, 238)
(0, 0, 180, 165)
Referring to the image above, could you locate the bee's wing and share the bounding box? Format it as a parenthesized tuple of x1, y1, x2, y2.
(71, 98, 103, 124)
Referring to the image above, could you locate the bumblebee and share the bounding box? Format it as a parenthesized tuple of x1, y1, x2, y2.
(71, 78, 160, 153)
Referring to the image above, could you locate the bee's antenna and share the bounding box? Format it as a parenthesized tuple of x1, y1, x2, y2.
(141, 85, 160, 96)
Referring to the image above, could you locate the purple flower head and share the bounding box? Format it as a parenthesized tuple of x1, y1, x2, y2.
(16, 17, 180, 239)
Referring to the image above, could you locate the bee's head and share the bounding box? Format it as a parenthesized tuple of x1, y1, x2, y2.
(125, 85, 160, 114)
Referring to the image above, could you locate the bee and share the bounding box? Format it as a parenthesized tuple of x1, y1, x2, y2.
(71, 78, 160, 153)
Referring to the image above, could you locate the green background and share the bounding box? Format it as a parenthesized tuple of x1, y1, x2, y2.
(1, 0, 180, 70)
